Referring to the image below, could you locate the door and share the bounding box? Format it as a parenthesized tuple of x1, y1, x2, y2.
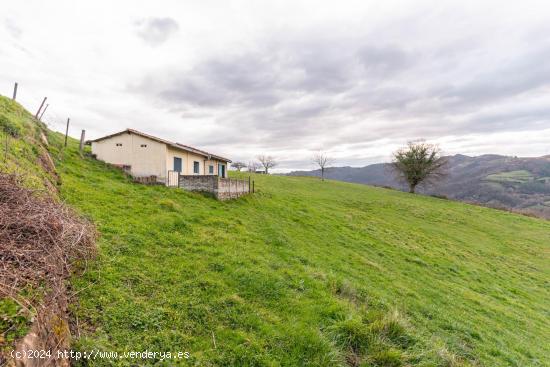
(218, 164, 225, 178)
(173, 157, 182, 173)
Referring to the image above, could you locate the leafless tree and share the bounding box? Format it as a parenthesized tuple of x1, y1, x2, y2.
(247, 161, 260, 173)
(391, 140, 448, 193)
(257, 155, 277, 174)
(312, 151, 332, 181)
(231, 161, 246, 172)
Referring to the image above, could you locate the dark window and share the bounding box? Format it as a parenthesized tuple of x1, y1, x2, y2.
(173, 157, 182, 172)
(140, 144, 147, 148)
(209, 165, 214, 174)
(116, 143, 122, 146)
(193, 161, 200, 174)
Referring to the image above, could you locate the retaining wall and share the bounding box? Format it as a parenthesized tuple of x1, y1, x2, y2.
(217, 178, 250, 200)
(178, 175, 251, 200)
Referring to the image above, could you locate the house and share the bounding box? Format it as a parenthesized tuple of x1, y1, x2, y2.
(90, 129, 231, 183)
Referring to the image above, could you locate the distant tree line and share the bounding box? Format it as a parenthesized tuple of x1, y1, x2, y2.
(230, 141, 448, 196)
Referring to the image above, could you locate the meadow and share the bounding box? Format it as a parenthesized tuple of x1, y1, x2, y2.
(53, 139, 550, 366)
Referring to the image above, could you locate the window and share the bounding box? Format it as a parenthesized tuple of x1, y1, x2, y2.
(193, 161, 200, 174)
(173, 157, 182, 172)
(209, 165, 214, 174)
(140, 144, 147, 148)
(116, 143, 122, 146)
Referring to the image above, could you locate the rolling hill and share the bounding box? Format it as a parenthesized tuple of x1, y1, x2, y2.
(59, 150, 550, 366)
(288, 154, 550, 218)
(1, 95, 549, 366)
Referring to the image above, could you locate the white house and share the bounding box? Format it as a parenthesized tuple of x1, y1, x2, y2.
(90, 129, 231, 182)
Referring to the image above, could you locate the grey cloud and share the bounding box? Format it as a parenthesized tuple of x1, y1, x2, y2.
(132, 29, 550, 160)
(135, 17, 179, 46)
(158, 55, 282, 108)
(136, 38, 414, 111)
(441, 46, 550, 108)
(357, 45, 412, 78)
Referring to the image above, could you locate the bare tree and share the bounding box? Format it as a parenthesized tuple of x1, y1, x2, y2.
(391, 141, 447, 193)
(312, 151, 332, 181)
(257, 155, 277, 174)
(231, 161, 246, 172)
(247, 161, 260, 173)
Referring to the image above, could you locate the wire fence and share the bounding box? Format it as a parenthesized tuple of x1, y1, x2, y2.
(1, 81, 86, 157)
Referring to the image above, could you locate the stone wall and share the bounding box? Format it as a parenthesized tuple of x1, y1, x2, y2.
(178, 175, 251, 200)
(217, 178, 250, 200)
(133, 175, 161, 185)
(179, 175, 218, 192)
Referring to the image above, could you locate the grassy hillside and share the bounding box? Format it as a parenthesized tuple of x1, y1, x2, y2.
(0, 95, 60, 190)
(54, 142, 550, 366)
(289, 155, 550, 219)
(1, 97, 548, 366)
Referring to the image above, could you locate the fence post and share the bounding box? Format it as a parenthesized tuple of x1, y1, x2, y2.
(12, 82, 18, 100)
(79, 130, 86, 154)
(38, 104, 49, 121)
(64, 118, 70, 147)
(35, 97, 47, 118)
(253, 180, 255, 194)
(248, 176, 251, 194)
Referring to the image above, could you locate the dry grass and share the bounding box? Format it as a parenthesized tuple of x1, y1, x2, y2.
(0, 173, 96, 365)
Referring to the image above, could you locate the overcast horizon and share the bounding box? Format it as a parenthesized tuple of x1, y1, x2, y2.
(2, 0, 550, 172)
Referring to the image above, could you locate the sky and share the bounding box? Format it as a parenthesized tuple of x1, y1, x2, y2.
(1, 0, 550, 171)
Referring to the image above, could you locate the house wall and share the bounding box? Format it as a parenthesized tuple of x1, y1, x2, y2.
(91, 132, 133, 166)
(166, 148, 228, 177)
(92, 132, 167, 180)
(92, 131, 230, 181)
(130, 134, 167, 179)
(165, 147, 208, 175)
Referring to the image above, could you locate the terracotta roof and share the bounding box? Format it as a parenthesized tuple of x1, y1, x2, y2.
(89, 129, 231, 162)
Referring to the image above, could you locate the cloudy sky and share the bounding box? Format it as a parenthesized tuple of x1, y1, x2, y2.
(2, 1, 550, 171)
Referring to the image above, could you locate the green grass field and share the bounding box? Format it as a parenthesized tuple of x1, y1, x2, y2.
(1, 97, 549, 366)
(0, 96, 58, 190)
(53, 141, 550, 366)
(485, 170, 534, 184)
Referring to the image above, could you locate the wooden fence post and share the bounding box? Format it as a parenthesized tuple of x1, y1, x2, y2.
(12, 82, 18, 100)
(79, 130, 86, 154)
(253, 180, 255, 193)
(38, 104, 49, 121)
(248, 176, 251, 194)
(35, 97, 47, 118)
(64, 118, 70, 147)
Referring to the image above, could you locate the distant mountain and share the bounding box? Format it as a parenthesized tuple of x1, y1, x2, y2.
(288, 154, 550, 218)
